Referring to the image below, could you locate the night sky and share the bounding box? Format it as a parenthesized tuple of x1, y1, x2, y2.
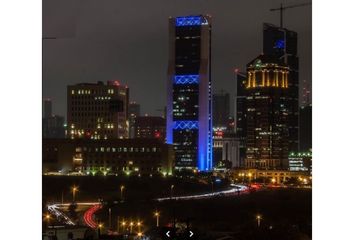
(43, 0, 311, 119)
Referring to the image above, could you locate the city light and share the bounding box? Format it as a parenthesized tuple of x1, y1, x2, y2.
(256, 214, 262, 227)
(71, 185, 78, 202)
(154, 211, 160, 227)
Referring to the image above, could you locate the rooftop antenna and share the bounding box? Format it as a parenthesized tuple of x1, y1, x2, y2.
(270, 2, 311, 28)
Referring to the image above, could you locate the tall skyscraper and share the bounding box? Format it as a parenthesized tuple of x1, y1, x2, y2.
(43, 98, 52, 118)
(212, 90, 230, 129)
(244, 55, 290, 169)
(235, 71, 247, 167)
(263, 23, 299, 152)
(128, 102, 140, 138)
(299, 104, 312, 151)
(67, 81, 128, 140)
(166, 15, 213, 171)
(42, 98, 65, 139)
(301, 79, 311, 107)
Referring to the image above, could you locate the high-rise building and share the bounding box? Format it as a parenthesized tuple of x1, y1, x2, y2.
(134, 116, 166, 141)
(235, 71, 248, 166)
(263, 23, 299, 152)
(43, 98, 52, 118)
(166, 15, 213, 171)
(213, 91, 230, 128)
(67, 81, 128, 140)
(42, 98, 65, 138)
(43, 115, 66, 139)
(299, 104, 312, 151)
(128, 102, 140, 138)
(244, 54, 290, 169)
(301, 79, 311, 107)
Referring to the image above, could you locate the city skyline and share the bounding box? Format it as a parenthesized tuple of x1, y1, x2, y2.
(43, 0, 311, 118)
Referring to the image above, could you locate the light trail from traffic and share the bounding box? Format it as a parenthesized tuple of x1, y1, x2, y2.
(156, 184, 249, 201)
(83, 204, 102, 228)
(47, 202, 100, 226)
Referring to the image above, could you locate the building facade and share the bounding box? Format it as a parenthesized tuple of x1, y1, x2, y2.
(244, 55, 290, 169)
(43, 115, 65, 139)
(288, 151, 312, 172)
(42, 98, 65, 138)
(67, 81, 129, 140)
(166, 15, 213, 171)
(235, 72, 248, 166)
(213, 131, 241, 169)
(128, 102, 141, 138)
(213, 91, 230, 129)
(43, 139, 174, 176)
(299, 104, 312, 151)
(134, 116, 166, 141)
(263, 23, 299, 152)
(231, 168, 311, 184)
(43, 98, 52, 118)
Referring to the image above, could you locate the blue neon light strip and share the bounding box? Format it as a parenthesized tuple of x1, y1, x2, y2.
(173, 121, 199, 130)
(174, 75, 199, 85)
(176, 16, 202, 26)
(275, 39, 285, 49)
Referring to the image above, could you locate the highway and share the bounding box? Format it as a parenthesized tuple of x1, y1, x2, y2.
(47, 202, 100, 227)
(156, 184, 249, 201)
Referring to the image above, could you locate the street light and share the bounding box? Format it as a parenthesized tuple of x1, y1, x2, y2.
(256, 214, 262, 227)
(137, 221, 142, 232)
(71, 186, 78, 202)
(130, 221, 134, 233)
(271, 178, 276, 184)
(120, 185, 125, 201)
(108, 208, 112, 229)
(154, 211, 160, 227)
(121, 220, 126, 233)
(98, 223, 103, 236)
(170, 185, 174, 199)
(44, 213, 51, 228)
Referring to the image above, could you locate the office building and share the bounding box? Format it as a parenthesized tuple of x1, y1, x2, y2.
(288, 151, 312, 172)
(42, 98, 65, 138)
(67, 81, 128, 140)
(299, 104, 312, 151)
(244, 54, 290, 169)
(43, 115, 65, 139)
(128, 102, 141, 138)
(43, 138, 174, 176)
(166, 15, 213, 171)
(43, 98, 52, 118)
(235, 71, 248, 166)
(263, 23, 299, 152)
(301, 79, 311, 107)
(213, 131, 241, 169)
(231, 168, 310, 184)
(134, 116, 166, 141)
(213, 91, 230, 128)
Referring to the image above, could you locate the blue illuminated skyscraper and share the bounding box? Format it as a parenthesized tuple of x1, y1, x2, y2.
(166, 15, 213, 171)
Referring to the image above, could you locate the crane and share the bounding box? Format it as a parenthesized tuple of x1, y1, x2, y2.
(270, 2, 311, 28)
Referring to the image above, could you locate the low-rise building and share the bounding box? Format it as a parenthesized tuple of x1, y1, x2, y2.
(43, 138, 174, 176)
(288, 151, 312, 172)
(230, 168, 311, 184)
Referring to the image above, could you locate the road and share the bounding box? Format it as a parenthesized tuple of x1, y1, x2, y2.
(47, 202, 100, 226)
(156, 184, 249, 201)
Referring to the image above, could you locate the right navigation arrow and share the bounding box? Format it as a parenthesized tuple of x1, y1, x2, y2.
(189, 230, 194, 237)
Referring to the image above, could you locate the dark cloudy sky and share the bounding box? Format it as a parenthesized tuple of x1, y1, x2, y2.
(43, 0, 311, 118)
